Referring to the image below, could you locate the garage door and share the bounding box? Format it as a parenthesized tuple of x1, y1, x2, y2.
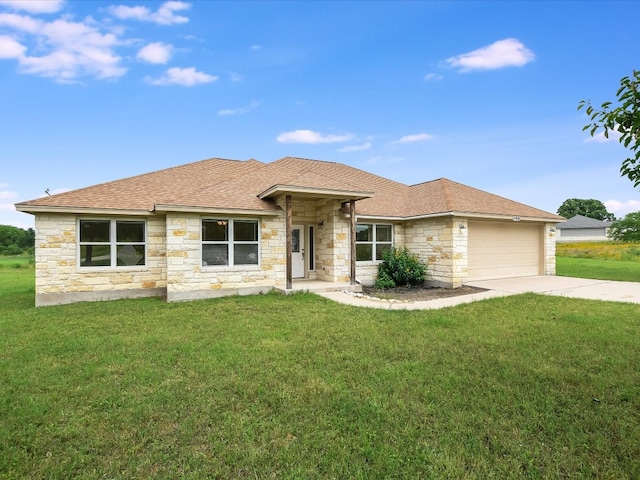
(467, 221, 542, 281)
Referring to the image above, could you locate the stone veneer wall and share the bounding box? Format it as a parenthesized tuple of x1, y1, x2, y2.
(33, 214, 167, 306)
(165, 212, 284, 302)
(313, 199, 352, 283)
(403, 217, 464, 288)
(544, 223, 557, 275)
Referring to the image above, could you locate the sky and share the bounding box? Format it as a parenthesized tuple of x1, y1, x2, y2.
(1, 0, 639, 229)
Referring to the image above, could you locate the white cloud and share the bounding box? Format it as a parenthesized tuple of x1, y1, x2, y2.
(0, 190, 18, 200)
(584, 128, 622, 143)
(0, 188, 18, 213)
(137, 42, 172, 64)
(146, 66, 218, 86)
(0, 12, 40, 32)
(393, 133, 434, 144)
(446, 38, 535, 72)
(605, 199, 640, 217)
(0, 0, 64, 14)
(250, 44, 262, 50)
(0, 13, 126, 82)
(217, 101, 259, 116)
(0, 34, 25, 58)
(338, 142, 371, 152)
(276, 129, 354, 144)
(424, 72, 443, 81)
(109, 1, 190, 25)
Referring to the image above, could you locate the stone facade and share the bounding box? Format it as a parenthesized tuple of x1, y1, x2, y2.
(403, 217, 466, 288)
(544, 223, 557, 275)
(31, 206, 558, 306)
(34, 214, 166, 306)
(165, 212, 283, 302)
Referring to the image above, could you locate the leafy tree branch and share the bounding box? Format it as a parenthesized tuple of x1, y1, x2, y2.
(578, 70, 640, 187)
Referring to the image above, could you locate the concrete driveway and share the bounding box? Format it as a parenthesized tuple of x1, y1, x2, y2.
(467, 276, 640, 304)
(319, 276, 640, 310)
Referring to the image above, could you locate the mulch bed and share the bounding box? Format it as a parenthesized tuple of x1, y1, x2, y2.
(361, 284, 488, 302)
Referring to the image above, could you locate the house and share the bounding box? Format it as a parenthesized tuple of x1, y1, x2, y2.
(15, 156, 564, 306)
(555, 214, 612, 242)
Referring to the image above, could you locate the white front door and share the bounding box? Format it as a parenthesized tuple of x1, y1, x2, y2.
(291, 225, 305, 278)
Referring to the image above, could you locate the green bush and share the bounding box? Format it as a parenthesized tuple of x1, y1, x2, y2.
(375, 247, 426, 288)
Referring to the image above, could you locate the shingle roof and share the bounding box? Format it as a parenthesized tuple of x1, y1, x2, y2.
(556, 214, 612, 229)
(16, 156, 563, 221)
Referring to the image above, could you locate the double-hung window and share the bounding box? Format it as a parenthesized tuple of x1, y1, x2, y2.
(79, 219, 146, 267)
(356, 223, 393, 261)
(202, 219, 259, 266)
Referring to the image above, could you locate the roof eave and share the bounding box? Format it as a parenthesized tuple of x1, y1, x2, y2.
(352, 211, 564, 222)
(258, 184, 374, 201)
(14, 205, 154, 216)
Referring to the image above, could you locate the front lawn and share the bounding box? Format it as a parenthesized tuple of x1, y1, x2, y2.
(1, 267, 639, 479)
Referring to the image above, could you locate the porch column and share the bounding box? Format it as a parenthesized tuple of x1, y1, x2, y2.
(350, 199, 356, 285)
(286, 194, 292, 289)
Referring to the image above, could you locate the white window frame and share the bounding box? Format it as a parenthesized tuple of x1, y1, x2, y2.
(77, 218, 147, 269)
(201, 218, 261, 268)
(355, 223, 393, 262)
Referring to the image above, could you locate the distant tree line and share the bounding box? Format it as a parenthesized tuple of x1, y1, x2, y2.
(0, 225, 35, 255)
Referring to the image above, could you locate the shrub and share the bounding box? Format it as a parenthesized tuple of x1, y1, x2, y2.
(375, 247, 426, 288)
(374, 270, 396, 289)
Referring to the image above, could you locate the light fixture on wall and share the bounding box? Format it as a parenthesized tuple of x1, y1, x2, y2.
(550, 227, 556, 233)
(317, 221, 324, 227)
(459, 223, 466, 230)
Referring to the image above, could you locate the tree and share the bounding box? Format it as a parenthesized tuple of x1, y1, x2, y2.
(608, 211, 640, 242)
(557, 198, 615, 221)
(578, 70, 640, 187)
(0, 225, 35, 255)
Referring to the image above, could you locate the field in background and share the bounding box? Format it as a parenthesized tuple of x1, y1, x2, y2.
(556, 242, 640, 261)
(556, 242, 640, 282)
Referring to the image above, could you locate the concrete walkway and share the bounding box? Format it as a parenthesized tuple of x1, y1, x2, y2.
(317, 276, 640, 310)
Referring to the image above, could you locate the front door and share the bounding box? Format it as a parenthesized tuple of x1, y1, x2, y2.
(291, 225, 305, 278)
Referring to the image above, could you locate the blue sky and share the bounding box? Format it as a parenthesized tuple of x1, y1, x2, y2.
(1, 0, 639, 229)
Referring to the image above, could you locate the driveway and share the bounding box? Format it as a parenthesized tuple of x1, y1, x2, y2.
(467, 276, 640, 304)
(319, 276, 640, 310)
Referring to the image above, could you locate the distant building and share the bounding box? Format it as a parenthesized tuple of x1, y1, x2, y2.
(555, 215, 612, 242)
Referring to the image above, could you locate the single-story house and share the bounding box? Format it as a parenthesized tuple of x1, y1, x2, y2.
(16, 156, 564, 306)
(555, 215, 612, 242)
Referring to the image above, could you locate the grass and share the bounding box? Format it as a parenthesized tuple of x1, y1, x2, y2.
(0, 254, 33, 270)
(556, 241, 640, 281)
(1, 261, 639, 479)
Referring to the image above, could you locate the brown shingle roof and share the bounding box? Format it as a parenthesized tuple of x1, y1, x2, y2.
(16, 156, 563, 221)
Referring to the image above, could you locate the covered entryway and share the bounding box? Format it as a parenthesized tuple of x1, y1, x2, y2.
(467, 220, 542, 281)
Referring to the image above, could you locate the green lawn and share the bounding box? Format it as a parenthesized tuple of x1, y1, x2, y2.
(556, 241, 640, 282)
(557, 256, 640, 281)
(1, 266, 639, 479)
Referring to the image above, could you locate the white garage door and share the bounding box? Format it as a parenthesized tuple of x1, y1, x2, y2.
(467, 221, 542, 281)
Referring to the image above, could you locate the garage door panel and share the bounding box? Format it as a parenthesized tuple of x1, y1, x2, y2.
(467, 221, 541, 281)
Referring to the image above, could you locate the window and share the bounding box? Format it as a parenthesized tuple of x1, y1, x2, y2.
(356, 223, 393, 261)
(202, 219, 259, 266)
(79, 219, 146, 267)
